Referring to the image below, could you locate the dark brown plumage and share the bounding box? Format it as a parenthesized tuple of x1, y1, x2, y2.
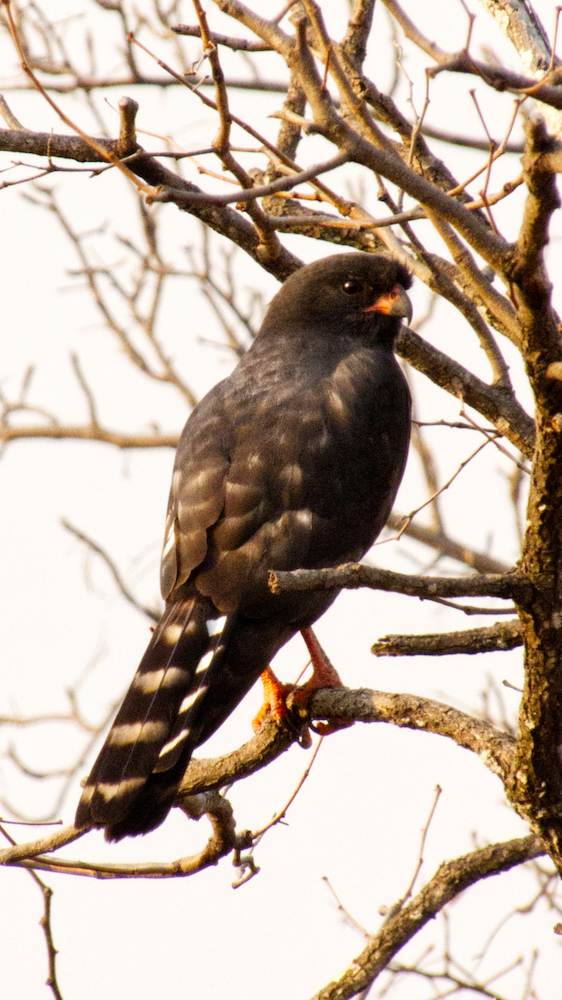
(75, 252, 412, 840)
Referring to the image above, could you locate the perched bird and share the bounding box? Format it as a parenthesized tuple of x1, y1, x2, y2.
(76, 252, 412, 841)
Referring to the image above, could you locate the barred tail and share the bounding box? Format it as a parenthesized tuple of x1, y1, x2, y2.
(75, 597, 210, 835)
(76, 606, 298, 841)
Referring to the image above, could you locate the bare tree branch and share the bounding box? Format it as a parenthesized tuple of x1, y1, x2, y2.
(269, 563, 519, 601)
(310, 834, 544, 1000)
(372, 619, 523, 657)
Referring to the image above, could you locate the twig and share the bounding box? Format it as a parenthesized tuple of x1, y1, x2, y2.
(61, 518, 160, 622)
(459, 404, 530, 474)
(323, 875, 371, 939)
(395, 438, 495, 540)
(0, 422, 178, 449)
(0, 825, 63, 1000)
(396, 785, 442, 907)
(252, 735, 323, 838)
(172, 24, 271, 52)
(150, 152, 350, 206)
(1, 1, 154, 195)
(0, 93, 29, 129)
(70, 354, 99, 428)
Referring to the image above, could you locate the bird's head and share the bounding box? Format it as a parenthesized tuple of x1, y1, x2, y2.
(264, 253, 412, 346)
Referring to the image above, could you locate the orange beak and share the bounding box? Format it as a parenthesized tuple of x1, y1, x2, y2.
(364, 283, 412, 325)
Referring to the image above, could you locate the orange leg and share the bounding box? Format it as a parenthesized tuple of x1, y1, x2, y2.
(252, 628, 353, 739)
(298, 627, 345, 693)
(251, 665, 292, 732)
(293, 627, 353, 735)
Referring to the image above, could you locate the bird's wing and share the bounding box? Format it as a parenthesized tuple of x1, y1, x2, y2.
(160, 358, 331, 613)
(160, 385, 233, 600)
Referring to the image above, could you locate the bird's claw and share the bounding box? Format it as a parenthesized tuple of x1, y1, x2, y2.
(253, 627, 354, 744)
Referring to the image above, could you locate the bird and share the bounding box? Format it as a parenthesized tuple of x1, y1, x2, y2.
(75, 252, 412, 841)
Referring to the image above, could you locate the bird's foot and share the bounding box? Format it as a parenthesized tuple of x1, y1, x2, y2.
(290, 627, 354, 736)
(252, 665, 293, 731)
(252, 666, 314, 747)
(252, 630, 353, 743)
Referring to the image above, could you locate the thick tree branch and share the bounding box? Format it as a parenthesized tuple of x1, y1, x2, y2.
(396, 326, 535, 459)
(0, 126, 128, 161)
(269, 563, 520, 601)
(307, 688, 515, 783)
(506, 115, 562, 871)
(341, 0, 376, 69)
(0, 692, 517, 881)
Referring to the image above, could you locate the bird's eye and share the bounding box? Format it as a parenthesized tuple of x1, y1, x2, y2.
(342, 279, 364, 295)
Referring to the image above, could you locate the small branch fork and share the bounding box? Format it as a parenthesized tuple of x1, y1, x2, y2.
(0, 1, 153, 196)
(382, 0, 562, 113)
(309, 833, 544, 1000)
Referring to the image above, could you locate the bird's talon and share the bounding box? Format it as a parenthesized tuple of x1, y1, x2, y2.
(298, 729, 313, 749)
(252, 666, 294, 731)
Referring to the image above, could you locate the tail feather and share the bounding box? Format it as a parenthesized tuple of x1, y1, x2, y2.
(100, 751, 199, 841)
(151, 612, 237, 774)
(75, 598, 210, 830)
(76, 605, 300, 841)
